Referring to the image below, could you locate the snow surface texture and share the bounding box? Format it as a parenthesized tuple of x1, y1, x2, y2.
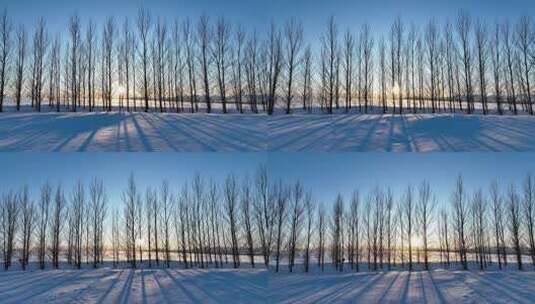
(2, 112, 535, 151)
(0, 112, 267, 152)
(268, 114, 535, 152)
(270, 269, 535, 303)
(2, 267, 535, 303)
(0, 267, 268, 304)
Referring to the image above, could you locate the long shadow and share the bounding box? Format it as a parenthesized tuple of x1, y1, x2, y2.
(162, 268, 202, 303)
(470, 271, 534, 302)
(138, 114, 180, 151)
(173, 269, 222, 303)
(400, 271, 411, 303)
(151, 114, 217, 151)
(197, 269, 266, 298)
(356, 115, 383, 151)
(6, 270, 85, 303)
(151, 270, 173, 304)
(376, 271, 403, 302)
(141, 270, 148, 304)
(117, 269, 135, 304)
(0, 269, 62, 290)
(182, 114, 267, 144)
(130, 114, 155, 151)
(96, 269, 126, 303)
(428, 271, 449, 304)
(174, 114, 260, 151)
(267, 115, 334, 151)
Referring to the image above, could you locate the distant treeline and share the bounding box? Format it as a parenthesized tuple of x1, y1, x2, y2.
(1, 167, 535, 273)
(0, 9, 534, 114)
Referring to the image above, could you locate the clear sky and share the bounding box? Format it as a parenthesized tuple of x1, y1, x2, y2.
(1, 152, 535, 211)
(2, 0, 534, 44)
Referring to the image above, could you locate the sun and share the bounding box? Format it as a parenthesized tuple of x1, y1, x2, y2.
(116, 85, 127, 97)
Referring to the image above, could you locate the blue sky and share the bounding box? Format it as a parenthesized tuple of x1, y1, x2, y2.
(1, 153, 534, 210)
(3, 0, 534, 44)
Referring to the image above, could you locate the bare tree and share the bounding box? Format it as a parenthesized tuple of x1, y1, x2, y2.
(49, 35, 61, 111)
(403, 185, 414, 271)
(301, 45, 312, 111)
(224, 174, 240, 268)
(137, 8, 151, 111)
(31, 18, 47, 111)
(197, 14, 212, 113)
(212, 17, 231, 113)
(457, 11, 474, 113)
(502, 21, 517, 114)
(471, 189, 487, 270)
(322, 16, 338, 113)
(379, 37, 388, 113)
(288, 181, 304, 272)
(342, 30, 354, 112)
(37, 182, 51, 269)
(266, 22, 283, 115)
(523, 174, 535, 266)
(244, 31, 258, 112)
(70, 181, 85, 269)
(50, 185, 65, 269)
(183, 19, 197, 112)
(102, 17, 115, 111)
(89, 178, 107, 268)
(361, 24, 374, 113)
(515, 16, 533, 115)
(391, 17, 404, 113)
(475, 20, 489, 114)
(303, 193, 314, 272)
(317, 203, 326, 271)
(0, 9, 11, 112)
(332, 194, 344, 271)
(69, 14, 81, 111)
(160, 180, 172, 267)
(86, 20, 96, 111)
(507, 184, 523, 270)
(1, 191, 18, 270)
(13, 24, 26, 111)
(452, 175, 469, 269)
(490, 22, 503, 114)
(490, 180, 507, 269)
(144, 187, 156, 267)
(19, 186, 34, 271)
(254, 165, 274, 267)
(426, 19, 439, 113)
(417, 181, 435, 270)
(155, 17, 167, 112)
(274, 182, 288, 272)
(231, 26, 245, 112)
(241, 177, 255, 268)
(283, 19, 303, 114)
(348, 190, 361, 271)
(123, 173, 139, 268)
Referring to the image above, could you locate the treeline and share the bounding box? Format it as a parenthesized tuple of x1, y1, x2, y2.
(1, 168, 535, 273)
(0, 8, 534, 114)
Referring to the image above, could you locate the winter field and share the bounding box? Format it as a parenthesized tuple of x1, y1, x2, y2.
(2, 264, 535, 303)
(271, 267, 535, 304)
(2, 111, 535, 152)
(0, 265, 267, 304)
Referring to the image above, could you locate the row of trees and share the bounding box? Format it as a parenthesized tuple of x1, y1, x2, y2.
(0, 9, 534, 114)
(2, 168, 535, 273)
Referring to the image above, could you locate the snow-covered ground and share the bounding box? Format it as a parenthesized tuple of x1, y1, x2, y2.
(0, 267, 267, 304)
(2, 266, 534, 303)
(268, 114, 535, 152)
(1, 112, 535, 151)
(0, 112, 267, 152)
(270, 269, 535, 303)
